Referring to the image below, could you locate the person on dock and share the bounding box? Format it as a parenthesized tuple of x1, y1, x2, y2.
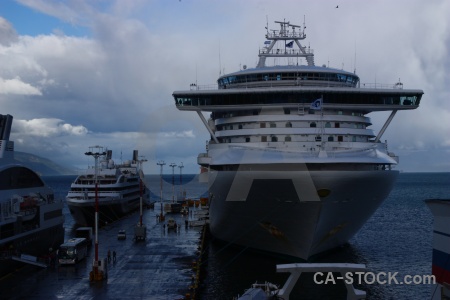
(108, 250, 111, 263)
(113, 250, 116, 262)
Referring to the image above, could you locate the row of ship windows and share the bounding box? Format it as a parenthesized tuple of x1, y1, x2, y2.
(70, 187, 139, 192)
(218, 135, 368, 143)
(217, 72, 359, 87)
(76, 179, 117, 185)
(175, 94, 420, 107)
(217, 122, 366, 130)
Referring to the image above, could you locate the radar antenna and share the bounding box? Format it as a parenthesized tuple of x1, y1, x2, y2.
(257, 17, 314, 68)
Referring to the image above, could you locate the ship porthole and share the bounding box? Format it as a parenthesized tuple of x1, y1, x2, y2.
(317, 189, 331, 198)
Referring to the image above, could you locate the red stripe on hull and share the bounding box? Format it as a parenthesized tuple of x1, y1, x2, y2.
(432, 265, 450, 285)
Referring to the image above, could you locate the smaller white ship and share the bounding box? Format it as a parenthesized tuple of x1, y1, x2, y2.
(0, 114, 65, 276)
(66, 146, 150, 226)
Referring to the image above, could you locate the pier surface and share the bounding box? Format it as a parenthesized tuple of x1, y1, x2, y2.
(0, 204, 202, 299)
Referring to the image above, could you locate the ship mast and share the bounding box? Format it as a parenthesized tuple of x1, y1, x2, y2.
(257, 18, 314, 68)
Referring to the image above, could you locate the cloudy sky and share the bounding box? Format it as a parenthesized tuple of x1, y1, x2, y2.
(0, 0, 449, 174)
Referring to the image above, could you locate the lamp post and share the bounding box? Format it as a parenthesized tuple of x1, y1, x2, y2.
(157, 161, 165, 221)
(169, 163, 177, 202)
(132, 155, 148, 242)
(86, 146, 106, 282)
(137, 156, 148, 226)
(178, 162, 184, 201)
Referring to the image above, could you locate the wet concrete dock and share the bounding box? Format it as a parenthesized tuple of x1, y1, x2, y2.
(0, 204, 204, 299)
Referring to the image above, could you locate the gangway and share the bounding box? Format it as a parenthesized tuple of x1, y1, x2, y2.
(277, 263, 367, 300)
(12, 254, 47, 268)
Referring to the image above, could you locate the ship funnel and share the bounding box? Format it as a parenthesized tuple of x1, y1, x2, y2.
(133, 150, 138, 162)
(0, 114, 13, 141)
(106, 150, 112, 160)
(0, 114, 14, 159)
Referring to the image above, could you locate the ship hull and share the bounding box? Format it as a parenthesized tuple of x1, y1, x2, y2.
(207, 168, 398, 260)
(67, 197, 140, 226)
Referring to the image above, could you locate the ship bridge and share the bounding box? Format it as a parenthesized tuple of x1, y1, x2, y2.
(173, 86, 423, 113)
(217, 66, 360, 90)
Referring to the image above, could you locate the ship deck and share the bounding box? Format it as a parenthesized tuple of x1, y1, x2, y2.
(0, 203, 204, 300)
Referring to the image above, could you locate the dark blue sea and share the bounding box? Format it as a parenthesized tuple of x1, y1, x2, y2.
(43, 172, 450, 300)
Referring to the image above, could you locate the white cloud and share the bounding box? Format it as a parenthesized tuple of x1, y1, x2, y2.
(0, 76, 42, 95)
(13, 118, 88, 137)
(160, 130, 195, 139)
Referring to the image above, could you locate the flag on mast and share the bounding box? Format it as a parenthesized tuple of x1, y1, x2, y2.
(310, 97, 323, 110)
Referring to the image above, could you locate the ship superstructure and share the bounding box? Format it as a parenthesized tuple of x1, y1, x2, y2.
(172, 20, 423, 259)
(0, 114, 64, 275)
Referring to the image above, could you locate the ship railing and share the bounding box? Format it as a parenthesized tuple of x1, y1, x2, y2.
(259, 48, 314, 56)
(189, 84, 217, 91)
(68, 190, 123, 196)
(186, 81, 404, 91)
(188, 81, 356, 91)
(232, 144, 378, 156)
(266, 32, 306, 39)
(309, 147, 379, 158)
(229, 80, 355, 89)
(361, 82, 403, 89)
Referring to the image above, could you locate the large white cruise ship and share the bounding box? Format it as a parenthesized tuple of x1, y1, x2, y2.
(172, 20, 424, 260)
